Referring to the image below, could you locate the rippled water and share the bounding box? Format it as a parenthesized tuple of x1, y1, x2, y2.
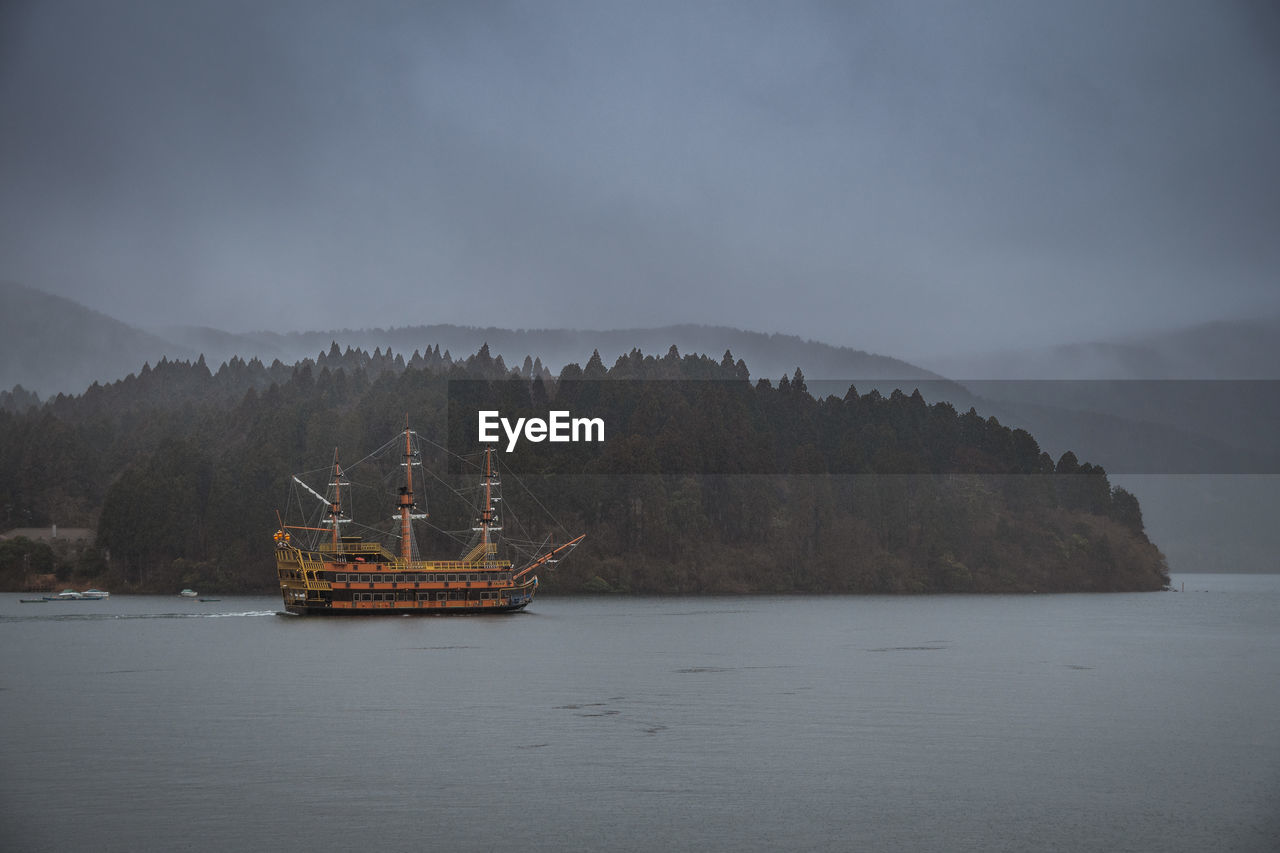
(2, 575, 1278, 852)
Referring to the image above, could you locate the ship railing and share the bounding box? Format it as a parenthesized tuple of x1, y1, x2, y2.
(408, 559, 512, 572)
(282, 546, 512, 574)
(277, 549, 329, 575)
(317, 542, 394, 558)
(276, 551, 321, 570)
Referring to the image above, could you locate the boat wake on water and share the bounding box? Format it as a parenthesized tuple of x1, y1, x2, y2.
(0, 610, 278, 623)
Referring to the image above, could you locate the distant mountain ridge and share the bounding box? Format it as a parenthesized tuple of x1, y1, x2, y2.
(168, 323, 942, 388)
(6, 281, 1275, 472)
(0, 281, 201, 397)
(920, 315, 1280, 379)
(4, 282, 939, 396)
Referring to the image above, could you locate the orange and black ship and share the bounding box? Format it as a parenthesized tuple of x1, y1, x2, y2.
(275, 425, 582, 615)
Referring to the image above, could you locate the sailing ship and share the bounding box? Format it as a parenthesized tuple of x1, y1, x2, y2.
(274, 424, 582, 615)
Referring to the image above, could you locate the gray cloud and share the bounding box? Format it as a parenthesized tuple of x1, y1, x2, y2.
(1, 0, 1276, 358)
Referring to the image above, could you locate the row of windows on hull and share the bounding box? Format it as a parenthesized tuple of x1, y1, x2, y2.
(343, 591, 506, 602)
(332, 572, 512, 584)
(279, 569, 516, 584)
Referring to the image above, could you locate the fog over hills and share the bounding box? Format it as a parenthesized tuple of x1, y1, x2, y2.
(5, 283, 1276, 471)
(0, 281, 201, 397)
(11, 277, 1276, 401)
(5, 281, 1278, 573)
(165, 323, 943, 388)
(3, 282, 940, 397)
(919, 315, 1280, 380)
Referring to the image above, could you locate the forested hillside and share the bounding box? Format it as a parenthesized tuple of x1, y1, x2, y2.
(0, 344, 1168, 595)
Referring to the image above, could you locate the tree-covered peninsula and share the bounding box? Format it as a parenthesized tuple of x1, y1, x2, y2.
(0, 344, 1168, 595)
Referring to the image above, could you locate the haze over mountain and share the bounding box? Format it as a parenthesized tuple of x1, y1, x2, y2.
(919, 315, 1280, 380)
(6, 281, 1276, 471)
(0, 281, 200, 397)
(2, 282, 939, 398)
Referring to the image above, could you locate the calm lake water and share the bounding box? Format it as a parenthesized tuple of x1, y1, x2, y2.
(2, 574, 1277, 852)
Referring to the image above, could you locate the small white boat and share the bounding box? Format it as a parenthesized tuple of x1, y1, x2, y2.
(179, 589, 198, 598)
(81, 589, 110, 600)
(55, 589, 84, 600)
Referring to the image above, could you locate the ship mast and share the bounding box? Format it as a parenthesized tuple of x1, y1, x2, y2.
(328, 450, 342, 551)
(470, 444, 506, 567)
(481, 445, 494, 551)
(397, 420, 417, 563)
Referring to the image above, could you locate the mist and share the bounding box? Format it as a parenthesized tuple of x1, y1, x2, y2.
(2, 1, 1277, 359)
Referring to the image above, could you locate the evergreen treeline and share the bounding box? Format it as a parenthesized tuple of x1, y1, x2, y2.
(0, 344, 1168, 594)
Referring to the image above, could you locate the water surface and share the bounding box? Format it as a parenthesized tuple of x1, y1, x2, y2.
(2, 575, 1277, 852)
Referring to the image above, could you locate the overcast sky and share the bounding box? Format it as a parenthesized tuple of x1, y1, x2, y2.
(2, 0, 1277, 358)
